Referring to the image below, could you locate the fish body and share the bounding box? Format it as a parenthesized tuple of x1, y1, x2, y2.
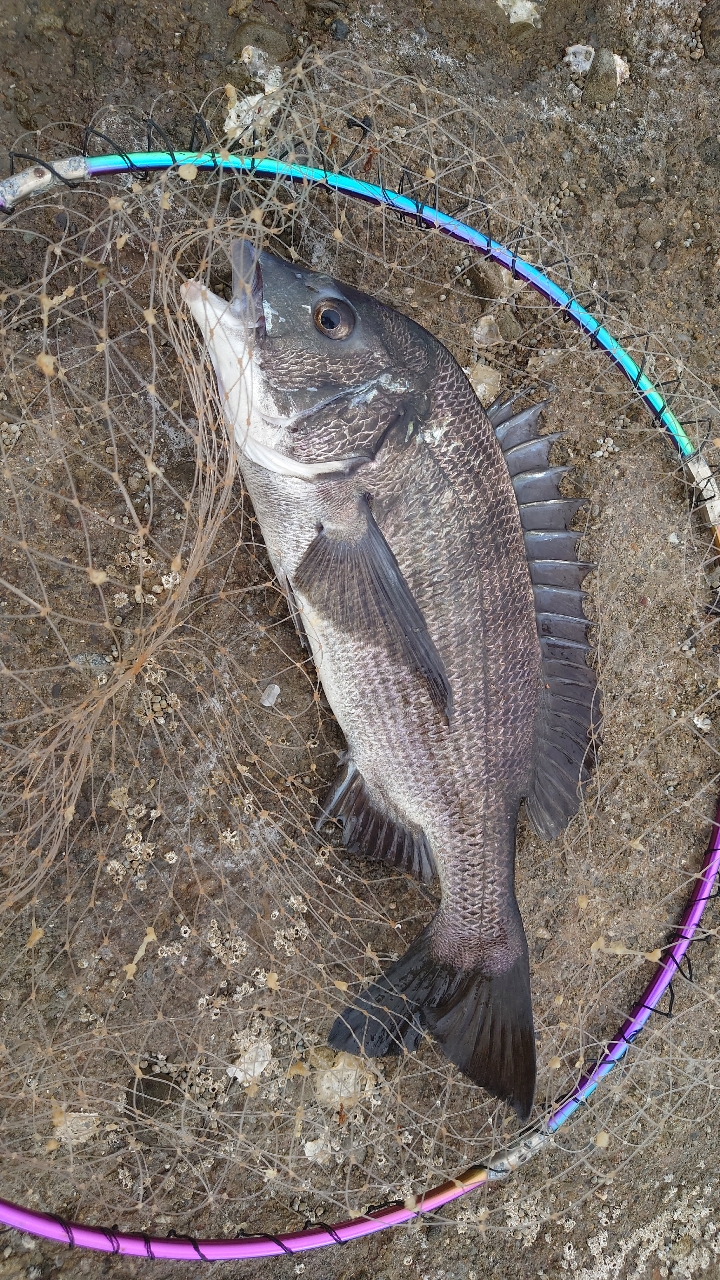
(183, 243, 597, 1119)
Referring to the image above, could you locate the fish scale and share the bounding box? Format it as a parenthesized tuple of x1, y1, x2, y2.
(183, 241, 599, 1118)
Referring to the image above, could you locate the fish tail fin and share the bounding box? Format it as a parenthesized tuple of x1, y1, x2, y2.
(328, 926, 536, 1120)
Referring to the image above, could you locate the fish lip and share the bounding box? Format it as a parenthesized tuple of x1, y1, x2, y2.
(231, 238, 266, 336)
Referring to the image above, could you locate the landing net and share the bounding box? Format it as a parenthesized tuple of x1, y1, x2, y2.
(0, 52, 719, 1263)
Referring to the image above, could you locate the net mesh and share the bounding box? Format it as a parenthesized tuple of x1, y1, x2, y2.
(1, 52, 719, 1254)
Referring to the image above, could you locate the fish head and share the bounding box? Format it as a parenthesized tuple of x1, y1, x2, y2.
(182, 241, 432, 479)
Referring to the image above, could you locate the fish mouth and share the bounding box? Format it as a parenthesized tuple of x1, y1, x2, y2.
(231, 239, 266, 336)
(181, 244, 367, 482)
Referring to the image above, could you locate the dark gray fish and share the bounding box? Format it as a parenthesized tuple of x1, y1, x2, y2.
(183, 243, 599, 1119)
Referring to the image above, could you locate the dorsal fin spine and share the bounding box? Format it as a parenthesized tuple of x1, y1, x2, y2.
(489, 395, 601, 840)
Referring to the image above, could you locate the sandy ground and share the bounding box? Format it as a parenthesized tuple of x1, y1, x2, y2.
(1, 0, 720, 1277)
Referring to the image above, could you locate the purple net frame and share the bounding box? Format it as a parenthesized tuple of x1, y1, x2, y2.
(0, 150, 718, 1260)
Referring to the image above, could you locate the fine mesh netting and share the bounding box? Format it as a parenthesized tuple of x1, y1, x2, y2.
(1, 52, 719, 1249)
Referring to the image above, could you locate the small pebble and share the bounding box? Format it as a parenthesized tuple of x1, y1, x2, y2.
(667, 531, 679, 545)
(330, 17, 349, 40)
(497, 309, 522, 343)
(582, 48, 618, 106)
(693, 713, 712, 732)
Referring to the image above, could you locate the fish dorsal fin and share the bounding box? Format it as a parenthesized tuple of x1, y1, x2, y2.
(490, 397, 601, 839)
(317, 759, 437, 883)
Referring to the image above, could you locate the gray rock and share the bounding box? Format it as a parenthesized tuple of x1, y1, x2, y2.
(582, 48, 617, 106)
(497, 308, 522, 343)
(701, 0, 720, 62)
(636, 213, 665, 245)
(230, 20, 291, 63)
(698, 137, 720, 168)
(330, 18, 349, 40)
(632, 243, 654, 271)
(616, 179, 663, 208)
(466, 259, 505, 306)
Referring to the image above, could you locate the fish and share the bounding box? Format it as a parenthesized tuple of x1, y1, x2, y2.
(182, 241, 599, 1120)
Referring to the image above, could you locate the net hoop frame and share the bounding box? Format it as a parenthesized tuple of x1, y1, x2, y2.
(0, 149, 719, 1261)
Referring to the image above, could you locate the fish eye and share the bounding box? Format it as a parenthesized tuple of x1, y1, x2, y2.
(312, 298, 355, 340)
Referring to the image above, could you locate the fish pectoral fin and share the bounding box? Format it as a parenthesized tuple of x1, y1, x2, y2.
(329, 924, 536, 1120)
(293, 496, 452, 720)
(316, 759, 436, 883)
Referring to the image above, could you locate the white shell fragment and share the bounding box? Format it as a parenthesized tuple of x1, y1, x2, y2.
(526, 348, 564, 373)
(260, 683, 281, 708)
(693, 713, 713, 733)
(614, 54, 631, 85)
(224, 92, 282, 140)
(223, 54, 284, 142)
(564, 44, 595, 74)
(240, 45, 283, 91)
(303, 1135, 332, 1164)
(226, 1037, 274, 1084)
(314, 1053, 373, 1107)
(563, 45, 630, 85)
(53, 1111, 99, 1145)
(472, 315, 503, 348)
(496, 0, 542, 27)
(465, 360, 502, 405)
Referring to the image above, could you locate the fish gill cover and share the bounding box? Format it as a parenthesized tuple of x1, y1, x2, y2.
(0, 52, 719, 1260)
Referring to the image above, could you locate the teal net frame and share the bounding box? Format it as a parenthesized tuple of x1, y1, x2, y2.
(0, 147, 718, 1261)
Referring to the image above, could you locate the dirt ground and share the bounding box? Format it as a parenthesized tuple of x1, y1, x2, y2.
(1, 0, 720, 1278)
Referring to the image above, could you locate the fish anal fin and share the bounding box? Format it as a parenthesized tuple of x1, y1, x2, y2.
(317, 760, 436, 884)
(490, 395, 601, 839)
(329, 924, 536, 1120)
(294, 496, 452, 720)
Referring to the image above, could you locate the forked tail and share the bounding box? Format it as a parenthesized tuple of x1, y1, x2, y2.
(328, 924, 535, 1119)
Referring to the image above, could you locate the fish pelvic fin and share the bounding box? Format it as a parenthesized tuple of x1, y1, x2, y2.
(489, 395, 602, 839)
(317, 759, 436, 883)
(293, 495, 452, 721)
(328, 925, 536, 1120)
